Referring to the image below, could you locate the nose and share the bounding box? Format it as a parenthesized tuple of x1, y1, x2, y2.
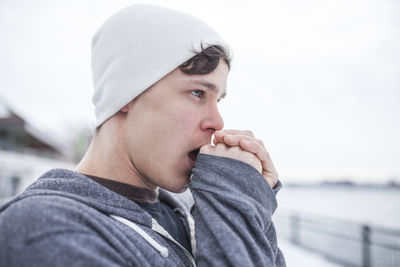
(200, 104, 224, 134)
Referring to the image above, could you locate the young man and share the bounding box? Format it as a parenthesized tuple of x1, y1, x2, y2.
(0, 4, 285, 266)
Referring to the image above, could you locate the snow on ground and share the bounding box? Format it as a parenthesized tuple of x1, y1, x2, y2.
(279, 239, 341, 267)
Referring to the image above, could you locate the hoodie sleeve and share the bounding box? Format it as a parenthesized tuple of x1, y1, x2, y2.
(190, 154, 286, 267)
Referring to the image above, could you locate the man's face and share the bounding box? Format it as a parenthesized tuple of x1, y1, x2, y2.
(123, 59, 229, 192)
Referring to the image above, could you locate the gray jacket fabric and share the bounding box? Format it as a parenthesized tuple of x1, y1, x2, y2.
(0, 154, 285, 266)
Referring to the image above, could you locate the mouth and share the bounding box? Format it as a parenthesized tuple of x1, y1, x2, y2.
(188, 148, 200, 162)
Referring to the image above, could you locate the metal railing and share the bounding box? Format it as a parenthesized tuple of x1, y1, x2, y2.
(274, 212, 400, 267)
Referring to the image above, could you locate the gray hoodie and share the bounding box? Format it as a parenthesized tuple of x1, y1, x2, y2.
(0, 154, 285, 266)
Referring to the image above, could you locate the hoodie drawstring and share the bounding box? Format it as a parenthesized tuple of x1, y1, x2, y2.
(110, 215, 169, 257)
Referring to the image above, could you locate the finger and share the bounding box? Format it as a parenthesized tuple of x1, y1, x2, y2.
(240, 139, 278, 180)
(207, 143, 263, 173)
(222, 134, 264, 148)
(241, 140, 276, 172)
(201, 143, 229, 154)
(213, 131, 225, 145)
(220, 129, 255, 138)
(213, 130, 256, 146)
(221, 134, 251, 146)
(199, 144, 214, 154)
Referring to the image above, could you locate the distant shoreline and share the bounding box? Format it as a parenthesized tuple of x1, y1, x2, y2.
(285, 180, 400, 189)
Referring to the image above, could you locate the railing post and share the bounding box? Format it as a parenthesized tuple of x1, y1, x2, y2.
(362, 225, 371, 267)
(290, 213, 300, 245)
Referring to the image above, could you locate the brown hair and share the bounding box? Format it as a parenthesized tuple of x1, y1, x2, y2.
(179, 45, 231, 75)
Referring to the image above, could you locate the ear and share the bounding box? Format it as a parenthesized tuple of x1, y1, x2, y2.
(120, 104, 129, 113)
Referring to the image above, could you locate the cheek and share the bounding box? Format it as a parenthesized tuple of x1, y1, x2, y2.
(129, 100, 200, 153)
(162, 101, 198, 128)
(155, 107, 199, 157)
(176, 107, 200, 136)
(147, 106, 196, 146)
(180, 107, 197, 124)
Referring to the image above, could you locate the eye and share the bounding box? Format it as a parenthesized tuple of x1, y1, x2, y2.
(191, 90, 205, 98)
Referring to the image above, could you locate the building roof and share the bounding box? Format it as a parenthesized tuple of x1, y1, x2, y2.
(0, 100, 71, 158)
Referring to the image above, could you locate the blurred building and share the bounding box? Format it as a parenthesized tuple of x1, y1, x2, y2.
(0, 102, 74, 204)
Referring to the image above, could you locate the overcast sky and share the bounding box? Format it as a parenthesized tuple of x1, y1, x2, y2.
(1, 0, 399, 182)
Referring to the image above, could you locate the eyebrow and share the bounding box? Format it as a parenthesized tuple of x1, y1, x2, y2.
(191, 80, 227, 99)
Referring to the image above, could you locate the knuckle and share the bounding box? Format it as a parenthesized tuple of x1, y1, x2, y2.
(256, 138, 264, 146)
(243, 130, 254, 137)
(214, 143, 229, 152)
(224, 134, 235, 141)
(222, 129, 233, 134)
(200, 144, 212, 153)
(215, 143, 228, 149)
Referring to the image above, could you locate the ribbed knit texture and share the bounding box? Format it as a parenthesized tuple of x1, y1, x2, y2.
(91, 4, 230, 127)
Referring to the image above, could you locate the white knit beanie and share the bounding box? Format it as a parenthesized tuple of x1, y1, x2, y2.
(91, 4, 230, 127)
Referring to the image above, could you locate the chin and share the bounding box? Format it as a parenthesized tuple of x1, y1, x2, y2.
(167, 186, 188, 194)
(162, 174, 191, 193)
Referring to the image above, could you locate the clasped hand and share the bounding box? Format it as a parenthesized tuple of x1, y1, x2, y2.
(200, 130, 279, 189)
